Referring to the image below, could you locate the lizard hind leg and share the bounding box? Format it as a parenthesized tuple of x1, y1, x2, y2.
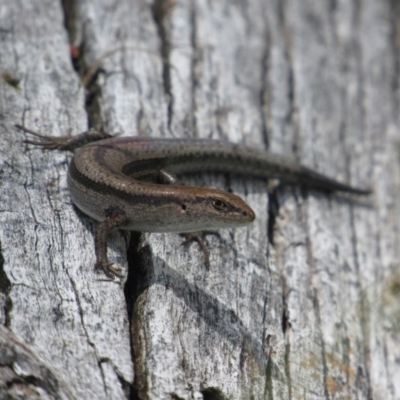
(94, 211, 129, 279)
(180, 231, 222, 269)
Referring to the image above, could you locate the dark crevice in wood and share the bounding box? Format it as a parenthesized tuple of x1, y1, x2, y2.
(259, 29, 271, 148)
(280, 276, 291, 336)
(151, 0, 174, 130)
(60, 0, 83, 75)
(264, 353, 274, 400)
(129, 385, 142, 400)
(84, 83, 104, 131)
(338, 117, 350, 183)
(0, 239, 12, 327)
(124, 232, 148, 319)
(201, 387, 227, 400)
(389, 0, 400, 121)
(125, 232, 151, 398)
(189, 2, 199, 137)
(78, 45, 105, 131)
(0, 240, 10, 295)
(60, 0, 104, 132)
(170, 394, 185, 400)
(3, 297, 12, 328)
(267, 187, 279, 246)
(286, 66, 297, 156)
(284, 342, 293, 400)
(279, 0, 300, 158)
(60, 0, 78, 47)
(261, 298, 271, 356)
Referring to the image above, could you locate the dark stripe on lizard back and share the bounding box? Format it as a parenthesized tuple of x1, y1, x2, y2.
(68, 157, 189, 208)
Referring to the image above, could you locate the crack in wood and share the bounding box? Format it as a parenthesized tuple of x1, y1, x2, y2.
(151, 0, 175, 130)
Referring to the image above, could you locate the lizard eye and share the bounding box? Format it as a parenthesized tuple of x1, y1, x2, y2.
(212, 199, 228, 211)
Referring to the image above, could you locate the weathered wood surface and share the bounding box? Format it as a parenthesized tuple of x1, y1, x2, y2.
(0, 0, 399, 399)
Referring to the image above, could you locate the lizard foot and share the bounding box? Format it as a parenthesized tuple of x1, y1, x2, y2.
(180, 231, 221, 269)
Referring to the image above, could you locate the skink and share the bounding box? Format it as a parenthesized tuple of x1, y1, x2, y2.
(17, 125, 371, 278)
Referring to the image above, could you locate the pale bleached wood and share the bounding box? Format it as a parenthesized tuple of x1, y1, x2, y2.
(0, 1, 133, 399)
(0, 0, 399, 399)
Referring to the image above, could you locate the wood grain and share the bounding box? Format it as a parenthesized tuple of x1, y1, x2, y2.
(0, 0, 399, 399)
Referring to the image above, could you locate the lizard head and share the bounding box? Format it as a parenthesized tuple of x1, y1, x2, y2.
(116, 184, 255, 233)
(166, 186, 256, 232)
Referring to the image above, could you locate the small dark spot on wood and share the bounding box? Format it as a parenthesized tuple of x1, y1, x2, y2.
(2, 71, 20, 88)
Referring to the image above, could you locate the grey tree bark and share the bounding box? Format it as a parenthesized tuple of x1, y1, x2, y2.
(0, 0, 399, 399)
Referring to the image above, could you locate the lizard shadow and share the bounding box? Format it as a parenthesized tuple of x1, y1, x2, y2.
(125, 232, 269, 370)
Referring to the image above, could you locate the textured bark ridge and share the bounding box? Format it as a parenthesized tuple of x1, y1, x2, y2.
(0, 1, 399, 399)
